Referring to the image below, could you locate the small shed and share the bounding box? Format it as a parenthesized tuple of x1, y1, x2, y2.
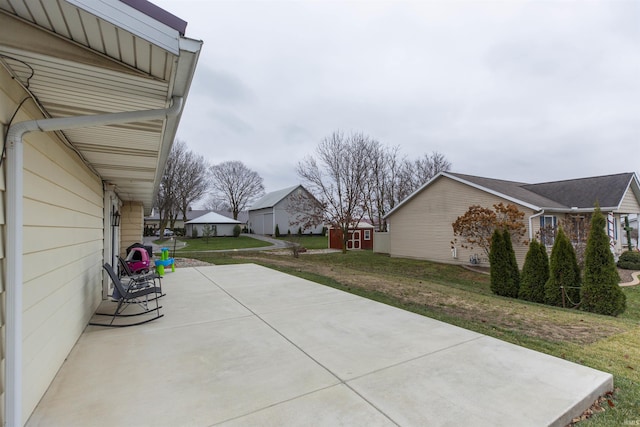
(329, 222, 375, 250)
(185, 212, 241, 237)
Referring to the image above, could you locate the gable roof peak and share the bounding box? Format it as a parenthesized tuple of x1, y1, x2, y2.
(248, 185, 304, 210)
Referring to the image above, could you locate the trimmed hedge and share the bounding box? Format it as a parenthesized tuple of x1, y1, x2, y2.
(617, 251, 640, 270)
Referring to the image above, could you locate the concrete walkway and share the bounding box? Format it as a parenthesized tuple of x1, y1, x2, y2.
(27, 264, 612, 427)
(620, 271, 640, 287)
(143, 234, 289, 255)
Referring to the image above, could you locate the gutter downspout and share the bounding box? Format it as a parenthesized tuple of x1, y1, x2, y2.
(528, 210, 545, 241)
(5, 97, 183, 427)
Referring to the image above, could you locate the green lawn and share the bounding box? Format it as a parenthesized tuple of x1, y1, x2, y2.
(188, 250, 640, 426)
(276, 235, 329, 250)
(157, 236, 269, 252)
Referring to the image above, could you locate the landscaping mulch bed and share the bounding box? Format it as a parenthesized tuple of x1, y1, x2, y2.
(173, 257, 212, 268)
(617, 268, 635, 284)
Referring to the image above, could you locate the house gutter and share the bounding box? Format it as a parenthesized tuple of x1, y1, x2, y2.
(5, 96, 183, 427)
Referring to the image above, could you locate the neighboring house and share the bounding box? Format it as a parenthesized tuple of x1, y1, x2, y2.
(145, 209, 211, 231)
(214, 210, 249, 228)
(146, 209, 248, 233)
(329, 222, 375, 250)
(385, 172, 640, 268)
(0, 1, 201, 425)
(248, 185, 324, 235)
(185, 212, 241, 237)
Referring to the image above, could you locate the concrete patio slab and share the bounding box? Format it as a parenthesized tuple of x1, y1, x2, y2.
(218, 385, 395, 427)
(349, 336, 611, 427)
(197, 263, 362, 314)
(27, 264, 613, 427)
(260, 298, 481, 379)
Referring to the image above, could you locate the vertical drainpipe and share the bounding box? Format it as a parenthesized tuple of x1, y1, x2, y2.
(5, 97, 182, 427)
(102, 184, 116, 299)
(528, 210, 545, 241)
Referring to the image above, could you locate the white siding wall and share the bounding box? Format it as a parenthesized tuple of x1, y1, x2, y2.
(187, 223, 238, 237)
(120, 201, 144, 258)
(387, 176, 535, 268)
(248, 208, 273, 235)
(619, 188, 640, 213)
(373, 231, 390, 254)
(2, 67, 104, 422)
(275, 195, 324, 235)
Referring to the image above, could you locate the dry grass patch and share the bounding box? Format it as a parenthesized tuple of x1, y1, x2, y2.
(232, 252, 628, 345)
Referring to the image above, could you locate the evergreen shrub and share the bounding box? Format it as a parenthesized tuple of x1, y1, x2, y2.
(617, 251, 640, 270)
(581, 207, 626, 316)
(519, 239, 549, 303)
(489, 229, 519, 297)
(545, 227, 581, 307)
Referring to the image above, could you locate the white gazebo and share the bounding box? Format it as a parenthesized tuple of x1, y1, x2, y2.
(186, 212, 241, 237)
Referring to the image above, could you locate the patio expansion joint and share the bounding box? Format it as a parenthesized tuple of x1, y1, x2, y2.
(210, 383, 365, 426)
(193, 268, 402, 426)
(344, 334, 485, 384)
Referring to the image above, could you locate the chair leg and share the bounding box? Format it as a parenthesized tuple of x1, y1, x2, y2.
(90, 292, 163, 327)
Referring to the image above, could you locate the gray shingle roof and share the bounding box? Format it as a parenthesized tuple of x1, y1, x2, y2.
(449, 172, 637, 210)
(248, 185, 301, 211)
(448, 173, 565, 209)
(522, 173, 635, 209)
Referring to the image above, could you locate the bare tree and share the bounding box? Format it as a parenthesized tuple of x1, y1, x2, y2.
(210, 160, 265, 220)
(363, 142, 400, 231)
(174, 145, 210, 222)
(203, 197, 231, 212)
(156, 143, 183, 233)
(364, 146, 451, 232)
(286, 186, 325, 234)
(398, 151, 451, 200)
(297, 131, 373, 253)
(155, 141, 210, 234)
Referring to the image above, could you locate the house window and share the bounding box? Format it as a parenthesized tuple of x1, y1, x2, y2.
(364, 229, 371, 240)
(540, 215, 557, 246)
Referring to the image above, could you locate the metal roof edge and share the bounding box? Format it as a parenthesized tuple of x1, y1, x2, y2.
(248, 185, 302, 211)
(68, 0, 181, 54)
(149, 39, 202, 214)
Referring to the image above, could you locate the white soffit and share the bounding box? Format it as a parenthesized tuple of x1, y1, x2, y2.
(0, 0, 178, 79)
(0, 0, 202, 212)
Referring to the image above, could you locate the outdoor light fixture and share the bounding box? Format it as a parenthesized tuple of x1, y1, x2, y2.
(112, 209, 121, 227)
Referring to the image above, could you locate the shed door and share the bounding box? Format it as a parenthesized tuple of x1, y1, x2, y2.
(348, 230, 361, 249)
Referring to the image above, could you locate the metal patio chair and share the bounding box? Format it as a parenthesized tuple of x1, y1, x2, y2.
(117, 255, 165, 298)
(89, 263, 164, 327)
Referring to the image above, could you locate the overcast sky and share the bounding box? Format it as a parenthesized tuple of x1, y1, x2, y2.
(153, 0, 639, 194)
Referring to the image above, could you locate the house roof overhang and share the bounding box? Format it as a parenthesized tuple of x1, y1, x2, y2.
(0, 0, 202, 215)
